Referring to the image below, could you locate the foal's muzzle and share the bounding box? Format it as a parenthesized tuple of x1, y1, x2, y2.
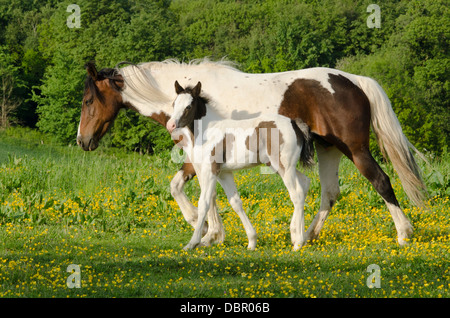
(166, 119, 177, 133)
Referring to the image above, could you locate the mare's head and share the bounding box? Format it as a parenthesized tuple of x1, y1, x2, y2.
(166, 81, 207, 133)
(77, 62, 125, 151)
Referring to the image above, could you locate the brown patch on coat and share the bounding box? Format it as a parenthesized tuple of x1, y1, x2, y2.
(150, 111, 171, 127)
(210, 134, 236, 175)
(245, 121, 284, 169)
(181, 162, 196, 182)
(278, 74, 371, 160)
(171, 127, 194, 150)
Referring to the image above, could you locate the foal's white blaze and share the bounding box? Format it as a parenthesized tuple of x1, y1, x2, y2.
(167, 93, 194, 132)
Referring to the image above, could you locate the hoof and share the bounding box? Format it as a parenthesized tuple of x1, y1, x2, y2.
(292, 240, 306, 251)
(183, 240, 206, 250)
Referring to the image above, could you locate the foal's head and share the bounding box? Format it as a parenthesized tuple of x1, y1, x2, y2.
(166, 81, 207, 133)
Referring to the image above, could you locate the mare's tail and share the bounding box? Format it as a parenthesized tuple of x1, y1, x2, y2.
(356, 75, 427, 206)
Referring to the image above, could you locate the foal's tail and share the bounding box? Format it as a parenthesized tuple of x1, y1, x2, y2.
(356, 76, 427, 206)
(291, 119, 315, 168)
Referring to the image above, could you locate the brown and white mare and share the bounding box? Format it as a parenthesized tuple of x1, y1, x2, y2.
(77, 59, 426, 247)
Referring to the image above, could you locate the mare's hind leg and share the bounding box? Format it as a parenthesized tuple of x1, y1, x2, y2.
(170, 163, 225, 242)
(351, 148, 413, 245)
(305, 145, 342, 243)
(218, 172, 257, 250)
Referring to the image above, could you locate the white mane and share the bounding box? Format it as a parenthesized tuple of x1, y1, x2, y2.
(117, 58, 241, 117)
(147, 57, 240, 71)
(118, 63, 172, 115)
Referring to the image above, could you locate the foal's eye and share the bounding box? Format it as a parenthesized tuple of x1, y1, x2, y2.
(186, 105, 192, 110)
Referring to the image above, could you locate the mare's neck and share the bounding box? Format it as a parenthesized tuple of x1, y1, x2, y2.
(150, 111, 171, 127)
(124, 101, 170, 127)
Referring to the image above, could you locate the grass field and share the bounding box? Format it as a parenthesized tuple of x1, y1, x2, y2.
(0, 127, 449, 298)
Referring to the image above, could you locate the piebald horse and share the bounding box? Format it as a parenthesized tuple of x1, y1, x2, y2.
(77, 59, 426, 247)
(168, 81, 313, 250)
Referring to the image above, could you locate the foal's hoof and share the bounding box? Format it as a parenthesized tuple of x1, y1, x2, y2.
(183, 241, 203, 250)
(247, 241, 257, 251)
(397, 237, 411, 246)
(292, 241, 306, 251)
(200, 235, 215, 247)
(183, 244, 195, 251)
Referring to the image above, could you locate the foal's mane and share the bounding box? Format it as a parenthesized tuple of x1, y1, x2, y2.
(183, 85, 210, 106)
(182, 85, 210, 121)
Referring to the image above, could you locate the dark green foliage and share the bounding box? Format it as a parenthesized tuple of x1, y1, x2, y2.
(338, 0, 449, 154)
(0, 0, 448, 154)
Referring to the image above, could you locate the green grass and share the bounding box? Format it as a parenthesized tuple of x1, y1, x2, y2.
(0, 127, 449, 298)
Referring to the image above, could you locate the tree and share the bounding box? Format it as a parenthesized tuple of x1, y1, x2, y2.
(337, 0, 449, 154)
(1, 75, 21, 128)
(32, 0, 180, 148)
(1, 0, 447, 154)
(0, 47, 23, 128)
(32, 50, 85, 144)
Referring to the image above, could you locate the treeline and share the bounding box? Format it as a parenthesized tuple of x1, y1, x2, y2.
(0, 0, 448, 154)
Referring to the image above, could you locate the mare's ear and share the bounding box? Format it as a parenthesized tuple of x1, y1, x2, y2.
(174, 80, 184, 94)
(85, 62, 98, 80)
(192, 81, 202, 97)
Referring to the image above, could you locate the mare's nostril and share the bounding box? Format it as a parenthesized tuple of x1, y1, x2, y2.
(76, 136, 84, 148)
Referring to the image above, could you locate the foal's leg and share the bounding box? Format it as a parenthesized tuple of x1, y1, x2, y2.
(201, 187, 226, 246)
(183, 170, 217, 250)
(170, 168, 199, 227)
(218, 172, 257, 250)
(279, 166, 310, 251)
(170, 163, 225, 240)
(305, 145, 342, 243)
(351, 148, 413, 245)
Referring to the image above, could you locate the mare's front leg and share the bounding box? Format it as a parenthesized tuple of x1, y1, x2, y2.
(183, 170, 217, 250)
(171, 162, 225, 240)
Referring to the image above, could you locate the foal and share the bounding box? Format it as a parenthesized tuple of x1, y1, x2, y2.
(167, 81, 313, 251)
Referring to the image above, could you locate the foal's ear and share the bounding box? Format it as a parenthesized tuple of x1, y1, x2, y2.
(192, 81, 202, 97)
(85, 62, 98, 81)
(174, 80, 184, 94)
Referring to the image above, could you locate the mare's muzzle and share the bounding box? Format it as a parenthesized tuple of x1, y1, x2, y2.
(77, 135, 98, 151)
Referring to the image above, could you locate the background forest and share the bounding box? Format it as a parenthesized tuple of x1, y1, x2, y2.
(0, 0, 448, 155)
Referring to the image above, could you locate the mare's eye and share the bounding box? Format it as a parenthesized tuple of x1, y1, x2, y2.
(186, 105, 192, 110)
